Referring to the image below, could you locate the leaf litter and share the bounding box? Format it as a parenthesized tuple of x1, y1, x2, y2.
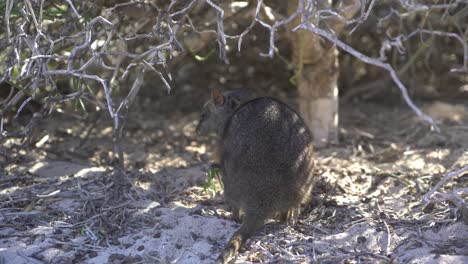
(1, 101, 467, 263)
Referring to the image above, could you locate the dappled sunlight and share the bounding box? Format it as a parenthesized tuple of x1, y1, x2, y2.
(0, 185, 20, 196)
(423, 102, 468, 124)
(426, 149, 451, 161)
(134, 201, 161, 214)
(29, 161, 93, 179)
(0, 0, 466, 261)
(404, 154, 426, 170)
(2, 101, 467, 264)
(185, 143, 207, 155)
(395, 152, 446, 174)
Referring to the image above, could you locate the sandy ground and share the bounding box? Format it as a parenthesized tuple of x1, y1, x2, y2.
(1, 101, 467, 264)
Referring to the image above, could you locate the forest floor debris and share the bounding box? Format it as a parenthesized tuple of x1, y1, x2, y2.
(1, 101, 467, 263)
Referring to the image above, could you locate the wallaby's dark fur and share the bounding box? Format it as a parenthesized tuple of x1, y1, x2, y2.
(197, 89, 315, 264)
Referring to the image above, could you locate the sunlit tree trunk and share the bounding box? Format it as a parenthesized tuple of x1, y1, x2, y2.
(288, 0, 360, 147)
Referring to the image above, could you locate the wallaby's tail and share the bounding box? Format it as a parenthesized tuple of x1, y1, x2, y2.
(215, 229, 245, 264)
(216, 213, 264, 264)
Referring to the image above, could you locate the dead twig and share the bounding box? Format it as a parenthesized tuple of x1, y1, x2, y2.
(423, 165, 468, 202)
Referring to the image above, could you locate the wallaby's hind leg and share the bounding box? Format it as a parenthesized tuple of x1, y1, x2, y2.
(216, 211, 264, 264)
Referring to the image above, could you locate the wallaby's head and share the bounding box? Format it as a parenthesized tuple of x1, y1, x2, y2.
(196, 88, 249, 136)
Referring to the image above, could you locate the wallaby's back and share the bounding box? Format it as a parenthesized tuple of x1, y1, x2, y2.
(221, 98, 314, 210)
(216, 97, 315, 263)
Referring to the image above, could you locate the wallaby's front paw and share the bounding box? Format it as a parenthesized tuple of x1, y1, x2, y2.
(279, 208, 299, 225)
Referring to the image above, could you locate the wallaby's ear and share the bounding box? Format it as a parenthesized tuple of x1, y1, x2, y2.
(212, 88, 225, 106)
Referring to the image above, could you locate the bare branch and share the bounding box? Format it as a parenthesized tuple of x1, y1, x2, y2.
(65, 0, 82, 18)
(4, 0, 14, 42)
(205, 0, 229, 63)
(1, 0, 465, 171)
(296, 22, 440, 131)
(424, 165, 468, 203)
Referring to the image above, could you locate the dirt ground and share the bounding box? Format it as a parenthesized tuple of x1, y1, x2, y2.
(1, 97, 467, 263)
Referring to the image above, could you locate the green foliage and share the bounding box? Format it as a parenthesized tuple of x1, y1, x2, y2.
(0, 2, 70, 21)
(42, 4, 69, 20)
(0, 2, 20, 17)
(187, 46, 216, 62)
(203, 166, 223, 197)
(289, 33, 306, 85)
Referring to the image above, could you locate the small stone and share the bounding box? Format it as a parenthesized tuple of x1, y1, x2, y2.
(33, 254, 44, 261)
(137, 245, 144, 251)
(16, 225, 27, 231)
(108, 253, 125, 261)
(190, 208, 203, 216)
(357, 236, 367, 244)
(62, 244, 72, 252)
(379, 212, 387, 219)
(454, 239, 465, 248)
(110, 238, 121, 246)
(122, 256, 137, 264)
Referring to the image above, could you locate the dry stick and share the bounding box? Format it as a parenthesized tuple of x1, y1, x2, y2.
(402, 0, 467, 11)
(112, 71, 148, 167)
(255, 243, 274, 259)
(65, 0, 82, 18)
(255, 0, 303, 58)
(17, 252, 43, 264)
(375, 200, 391, 256)
(1, 2, 173, 152)
(3, 0, 464, 170)
(342, 38, 429, 102)
(24, 0, 41, 32)
(256, 0, 360, 59)
(169, 0, 198, 18)
(298, 22, 440, 132)
(348, 0, 377, 34)
(399, 29, 468, 72)
(38, 0, 44, 24)
(236, 0, 262, 51)
(50, 239, 106, 251)
(4, 0, 14, 42)
(314, 0, 372, 34)
(252, 0, 466, 130)
(179, 0, 259, 53)
(430, 189, 468, 224)
(422, 164, 468, 224)
(423, 164, 468, 202)
(205, 0, 229, 63)
(13, 97, 32, 119)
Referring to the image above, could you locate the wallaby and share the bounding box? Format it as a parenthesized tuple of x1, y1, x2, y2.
(197, 88, 315, 264)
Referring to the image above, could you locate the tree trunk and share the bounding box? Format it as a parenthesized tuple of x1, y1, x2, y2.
(288, 0, 360, 147)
